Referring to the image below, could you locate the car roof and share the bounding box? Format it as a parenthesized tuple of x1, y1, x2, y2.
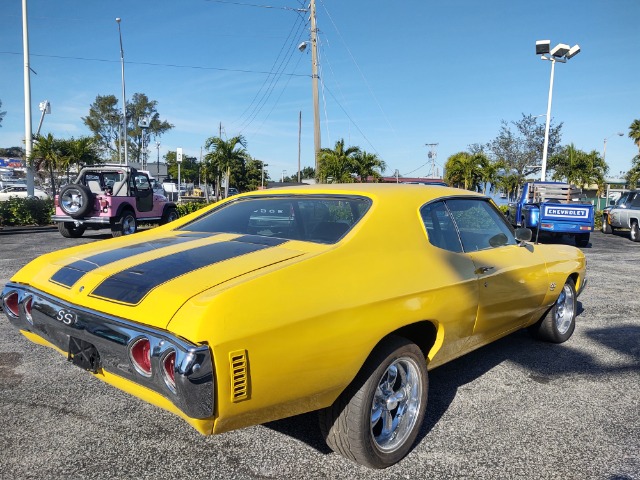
(237, 183, 480, 205)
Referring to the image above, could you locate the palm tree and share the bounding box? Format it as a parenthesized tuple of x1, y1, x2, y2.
(30, 133, 64, 197)
(62, 137, 101, 171)
(549, 144, 608, 189)
(204, 135, 249, 197)
(444, 152, 484, 190)
(629, 119, 640, 151)
(317, 139, 360, 183)
(352, 151, 386, 183)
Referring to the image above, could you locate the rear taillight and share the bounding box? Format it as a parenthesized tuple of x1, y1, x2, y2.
(24, 295, 33, 324)
(3, 291, 20, 317)
(162, 350, 176, 392)
(129, 338, 152, 377)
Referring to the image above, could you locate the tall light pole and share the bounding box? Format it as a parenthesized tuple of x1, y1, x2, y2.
(156, 141, 161, 176)
(116, 18, 129, 165)
(535, 40, 581, 181)
(603, 132, 624, 164)
(261, 162, 268, 188)
(22, 0, 34, 196)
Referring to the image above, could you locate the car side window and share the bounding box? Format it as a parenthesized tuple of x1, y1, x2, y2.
(420, 201, 463, 253)
(446, 198, 516, 251)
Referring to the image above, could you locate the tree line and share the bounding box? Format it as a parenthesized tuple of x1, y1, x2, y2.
(2, 93, 640, 197)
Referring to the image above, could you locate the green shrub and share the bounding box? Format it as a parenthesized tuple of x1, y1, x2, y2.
(177, 201, 211, 217)
(498, 205, 509, 216)
(0, 197, 54, 227)
(593, 213, 602, 231)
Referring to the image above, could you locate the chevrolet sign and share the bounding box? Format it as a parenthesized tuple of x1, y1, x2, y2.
(544, 207, 589, 218)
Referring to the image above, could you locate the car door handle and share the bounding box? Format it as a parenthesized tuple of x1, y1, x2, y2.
(475, 266, 494, 274)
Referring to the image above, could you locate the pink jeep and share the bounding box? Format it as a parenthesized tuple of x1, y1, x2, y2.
(52, 165, 179, 238)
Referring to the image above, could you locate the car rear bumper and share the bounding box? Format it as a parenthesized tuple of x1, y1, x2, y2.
(1, 283, 214, 420)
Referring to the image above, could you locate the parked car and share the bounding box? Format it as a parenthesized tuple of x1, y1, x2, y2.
(51, 164, 178, 238)
(0, 183, 50, 201)
(2, 184, 586, 468)
(601, 190, 640, 241)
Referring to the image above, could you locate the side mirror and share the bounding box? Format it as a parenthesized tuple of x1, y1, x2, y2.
(514, 227, 532, 244)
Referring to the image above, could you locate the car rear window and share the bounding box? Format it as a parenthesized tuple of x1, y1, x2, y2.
(179, 195, 371, 244)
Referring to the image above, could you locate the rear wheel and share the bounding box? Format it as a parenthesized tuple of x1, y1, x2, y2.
(57, 221, 86, 238)
(529, 278, 577, 343)
(111, 210, 137, 237)
(631, 221, 640, 242)
(575, 233, 590, 248)
(601, 215, 612, 234)
(319, 336, 428, 469)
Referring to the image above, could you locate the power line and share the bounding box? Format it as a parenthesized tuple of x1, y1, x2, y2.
(0, 51, 309, 77)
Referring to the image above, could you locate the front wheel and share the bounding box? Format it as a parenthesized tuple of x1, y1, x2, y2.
(58, 221, 86, 238)
(111, 210, 137, 237)
(601, 215, 612, 234)
(529, 278, 577, 343)
(160, 207, 179, 225)
(319, 336, 428, 469)
(631, 221, 640, 242)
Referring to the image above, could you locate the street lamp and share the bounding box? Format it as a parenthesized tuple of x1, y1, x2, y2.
(116, 18, 129, 165)
(535, 39, 581, 181)
(603, 132, 624, 164)
(35, 100, 51, 137)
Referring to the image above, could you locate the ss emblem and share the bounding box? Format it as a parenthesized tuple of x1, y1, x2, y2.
(56, 308, 77, 326)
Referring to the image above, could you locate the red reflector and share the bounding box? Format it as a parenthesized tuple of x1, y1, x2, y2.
(130, 338, 152, 376)
(3, 292, 20, 317)
(541, 223, 553, 229)
(580, 226, 591, 231)
(162, 350, 176, 392)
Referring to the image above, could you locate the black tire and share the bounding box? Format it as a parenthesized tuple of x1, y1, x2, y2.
(58, 184, 93, 218)
(575, 233, 589, 248)
(631, 221, 640, 242)
(319, 336, 428, 469)
(111, 210, 137, 237)
(57, 221, 86, 238)
(601, 215, 612, 234)
(160, 207, 179, 225)
(529, 278, 577, 343)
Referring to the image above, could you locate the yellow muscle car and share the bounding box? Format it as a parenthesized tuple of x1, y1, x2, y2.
(1, 184, 586, 468)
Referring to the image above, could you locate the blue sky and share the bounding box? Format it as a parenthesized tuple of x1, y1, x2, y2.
(1, 0, 639, 180)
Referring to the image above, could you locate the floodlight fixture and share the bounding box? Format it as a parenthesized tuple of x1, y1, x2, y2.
(536, 40, 550, 55)
(550, 43, 570, 58)
(566, 44, 581, 59)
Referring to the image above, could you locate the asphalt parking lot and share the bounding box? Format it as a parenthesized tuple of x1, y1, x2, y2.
(0, 227, 638, 479)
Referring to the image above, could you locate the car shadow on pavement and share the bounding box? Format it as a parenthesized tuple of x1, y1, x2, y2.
(263, 309, 639, 459)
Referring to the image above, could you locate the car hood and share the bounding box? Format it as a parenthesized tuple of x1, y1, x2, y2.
(12, 232, 307, 329)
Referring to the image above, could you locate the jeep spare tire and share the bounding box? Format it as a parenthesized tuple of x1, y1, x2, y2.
(59, 184, 93, 218)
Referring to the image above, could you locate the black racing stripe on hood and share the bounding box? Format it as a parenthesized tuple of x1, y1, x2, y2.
(89, 240, 269, 305)
(50, 235, 212, 289)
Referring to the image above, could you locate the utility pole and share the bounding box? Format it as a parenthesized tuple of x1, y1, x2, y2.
(425, 143, 439, 178)
(310, 0, 321, 173)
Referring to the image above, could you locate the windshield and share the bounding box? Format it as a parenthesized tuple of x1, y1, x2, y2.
(179, 195, 372, 244)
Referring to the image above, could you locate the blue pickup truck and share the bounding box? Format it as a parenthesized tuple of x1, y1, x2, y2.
(506, 181, 594, 247)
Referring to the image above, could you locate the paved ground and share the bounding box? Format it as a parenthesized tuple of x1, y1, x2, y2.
(0, 227, 638, 479)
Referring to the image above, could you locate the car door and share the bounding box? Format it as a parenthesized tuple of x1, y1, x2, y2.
(446, 198, 549, 346)
(133, 174, 154, 213)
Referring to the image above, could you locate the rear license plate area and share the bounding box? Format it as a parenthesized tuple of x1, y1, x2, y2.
(68, 337, 101, 373)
